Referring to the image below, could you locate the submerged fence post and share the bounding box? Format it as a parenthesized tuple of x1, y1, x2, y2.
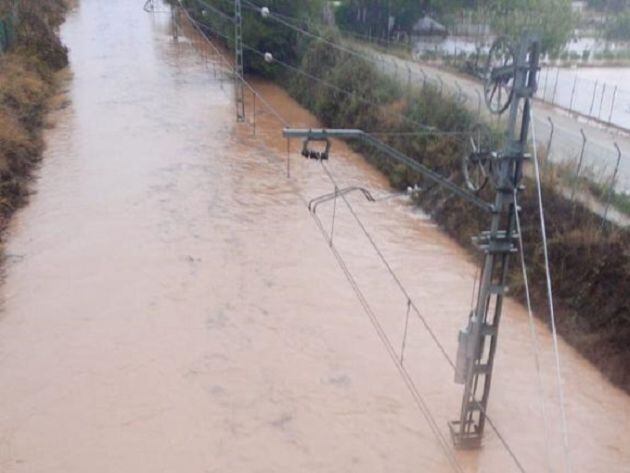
(602, 143, 622, 226)
(571, 129, 588, 202)
(437, 75, 444, 97)
(286, 138, 290, 178)
(252, 89, 256, 136)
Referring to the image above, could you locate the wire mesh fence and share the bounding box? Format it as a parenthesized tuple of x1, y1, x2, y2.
(537, 66, 630, 131)
(369, 51, 630, 225)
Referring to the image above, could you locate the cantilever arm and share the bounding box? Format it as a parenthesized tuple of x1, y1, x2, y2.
(283, 128, 495, 213)
(308, 186, 375, 213)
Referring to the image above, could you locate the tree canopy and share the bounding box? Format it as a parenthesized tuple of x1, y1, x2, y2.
(334, 0, 575, 53)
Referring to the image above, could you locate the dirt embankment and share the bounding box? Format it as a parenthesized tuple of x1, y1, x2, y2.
(0, 0, 67, 231)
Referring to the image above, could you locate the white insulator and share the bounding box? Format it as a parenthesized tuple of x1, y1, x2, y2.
(261, 7, 270, 18)
(201, 9, 208, 16)
(264, 52, 273, 63)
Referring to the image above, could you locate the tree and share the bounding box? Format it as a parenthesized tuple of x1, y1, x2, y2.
(490, 0, 576, 53)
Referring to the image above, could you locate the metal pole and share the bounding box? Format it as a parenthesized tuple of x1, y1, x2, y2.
(571, 129, 587, 202)
(551, 68, 560, 105)
(252, 89, 256, 136)
(450, 35, 540, 449)
(234, 0, 245, 122)
(171, 5, 179, 40)
(545, 116, 555, 173)
(589, 80, 598, 117)
(598, 83, 607, 120)
(569, 75, 577, 111)
(602, 143, 622, 225)
(286, 138, 291, 178)
(608, 85, 618, 124)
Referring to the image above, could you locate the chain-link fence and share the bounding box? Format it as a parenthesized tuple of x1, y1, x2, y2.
(363, 49, 630, 226)
(537, 67, 630, 131)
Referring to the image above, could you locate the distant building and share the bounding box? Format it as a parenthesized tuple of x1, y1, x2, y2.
(412, 16, 447, 37)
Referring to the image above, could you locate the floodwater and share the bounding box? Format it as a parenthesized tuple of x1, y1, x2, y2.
(0, 1, 628, 472)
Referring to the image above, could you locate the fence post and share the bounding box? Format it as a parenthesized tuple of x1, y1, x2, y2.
(608, 85, 618, 124)
(542, 66, 550, 101)
(437, 75, 443, 97)
(589, 80, 598, 116)
(598, 83, 606, 120)
(545, 116, 555, 173)
(551, 68, 560, 105)
(602, 143, 622, 225)
(571, 129, 587, 202)
(569, 75, 577, 111)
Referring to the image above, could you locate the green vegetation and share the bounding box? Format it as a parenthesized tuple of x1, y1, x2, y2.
(0, 0, 67, 224)
(184, 0, 629, 392)
(333, 0, 575, 54)
(482, 0, 576, 54)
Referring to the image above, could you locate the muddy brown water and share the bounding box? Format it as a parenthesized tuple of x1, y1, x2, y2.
(0, 1, 628, 472)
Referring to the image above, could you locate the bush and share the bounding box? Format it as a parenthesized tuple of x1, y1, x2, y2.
(0, 0, 68, 222)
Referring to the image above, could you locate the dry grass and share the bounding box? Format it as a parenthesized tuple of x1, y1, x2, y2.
(0, 1, 67, 226)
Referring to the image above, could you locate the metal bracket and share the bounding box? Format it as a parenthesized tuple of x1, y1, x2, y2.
(283, 128, 495, 214)
(309, 187, 375, 213)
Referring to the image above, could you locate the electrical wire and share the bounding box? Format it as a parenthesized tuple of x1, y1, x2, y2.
(241, 0, 435, 88)
(529, 107, 572, 473)
(188, 0, 469, 140)
(513, 190, 553, 473)
(242, 43, 467, 139)
(175, 5, 530, 471)
(320, 160, 528, 473)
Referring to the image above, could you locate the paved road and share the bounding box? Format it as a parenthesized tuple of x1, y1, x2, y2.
(368, 48, 630, 196)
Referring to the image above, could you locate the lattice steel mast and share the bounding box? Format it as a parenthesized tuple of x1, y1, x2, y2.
(449, 34, 540, 449)
(282, 33, 540, 452)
